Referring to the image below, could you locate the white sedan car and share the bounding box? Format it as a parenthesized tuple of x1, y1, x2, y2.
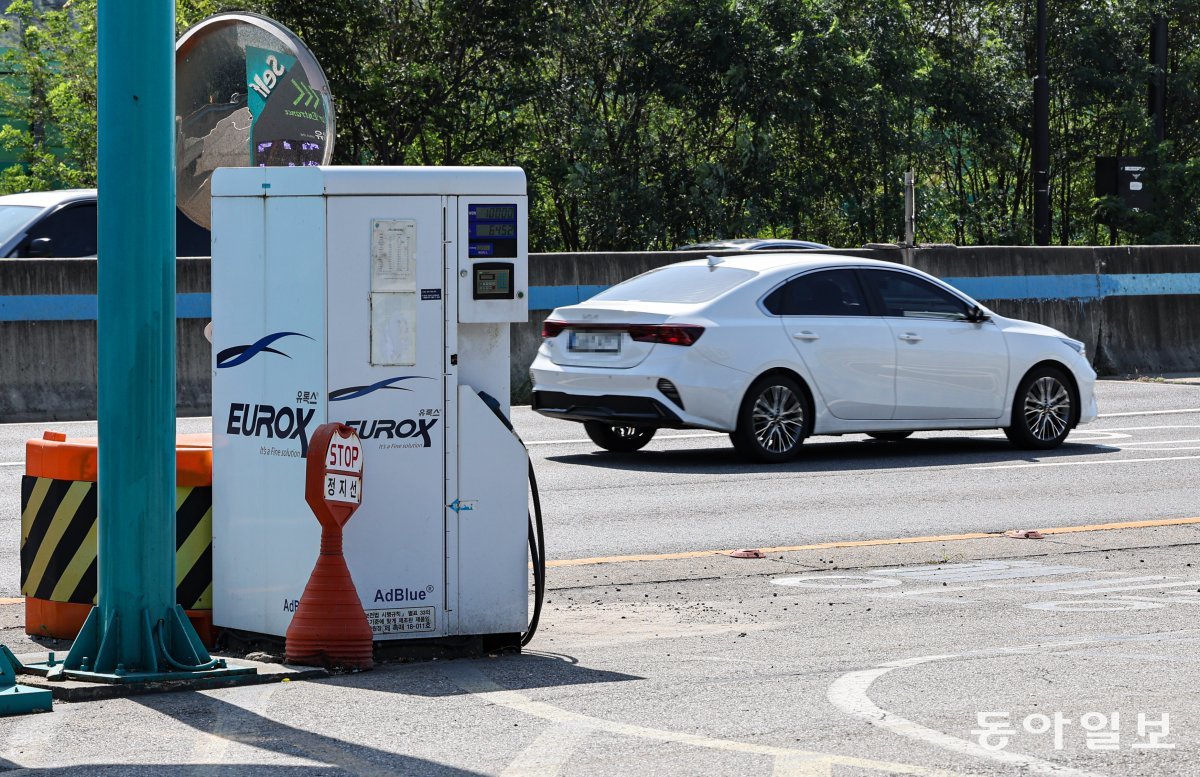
(530, 254, 1097, 462)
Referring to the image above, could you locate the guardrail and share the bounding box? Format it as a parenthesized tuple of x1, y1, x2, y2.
(3, 246, 1198, 420)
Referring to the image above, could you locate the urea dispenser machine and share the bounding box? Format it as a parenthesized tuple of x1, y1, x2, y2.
(210, 166, 532, 646)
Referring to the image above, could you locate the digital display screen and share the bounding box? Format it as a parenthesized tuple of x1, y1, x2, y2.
(468, 202, 519, 258)
(473, 262, 515, 300)
(473, 205, 517, 221)
(477, 270, 510, 294)
(473, 223, 516, 237)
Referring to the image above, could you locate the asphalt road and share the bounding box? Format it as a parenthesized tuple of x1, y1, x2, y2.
(2, 379, 1198, 597)
(527, 377, 1200, 558)
(0, 378, 1198, 775)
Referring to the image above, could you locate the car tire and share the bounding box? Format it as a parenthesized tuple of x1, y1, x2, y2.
(584, 422, 656, 452)
(1004, 365, 1076, 450)
(866, 431, 912, 442)
(731, 374, 812, 462)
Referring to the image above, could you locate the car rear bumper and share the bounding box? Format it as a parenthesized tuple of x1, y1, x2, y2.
(531, 391, 684, 427)
(529, 345, 749, 431)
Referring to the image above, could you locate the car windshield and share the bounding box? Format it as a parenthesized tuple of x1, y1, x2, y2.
(0, 205, 39, 243)
(591, 265, 756, 304)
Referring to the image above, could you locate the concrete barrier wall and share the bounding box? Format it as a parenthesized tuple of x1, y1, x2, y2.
(3, 247, 1199, 420)
(0, 258, 211, 421)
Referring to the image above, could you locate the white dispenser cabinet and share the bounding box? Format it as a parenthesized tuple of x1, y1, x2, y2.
(210, 166, 529, 643)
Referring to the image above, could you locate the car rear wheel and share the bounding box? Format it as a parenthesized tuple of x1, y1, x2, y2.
(866, 431, 912, 442)
(731, 375, 811, 462)
(584, 422, 656, 452)
(1004, 366, 1075, 450)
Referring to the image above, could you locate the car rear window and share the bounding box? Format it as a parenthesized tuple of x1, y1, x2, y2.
(591, 265, 756, 304)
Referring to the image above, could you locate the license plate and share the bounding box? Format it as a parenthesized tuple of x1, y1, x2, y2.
(569, 330, 621, 353)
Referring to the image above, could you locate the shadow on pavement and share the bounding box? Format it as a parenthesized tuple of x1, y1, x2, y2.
(130, 690, 490, 777)
(547, 435, 1116, 474)
(103, 653, 634, 774)
(315, 651, 641, 698)
(3, 767, 346, 775)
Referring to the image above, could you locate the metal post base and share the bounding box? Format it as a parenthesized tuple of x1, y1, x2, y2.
(0, 646, 52, 715)
(23, 605, 256, 684)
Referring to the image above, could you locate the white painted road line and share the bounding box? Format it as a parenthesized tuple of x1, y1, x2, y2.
(974, 454, 1200, 470)
(500, 721, 591, 777)
(1097, 408, 1200, 418)
(0, 462, 20, 467)
(1077, 425, 1200, 434)
(443, 662, 961, 776)
(825, 634, 1200, 777)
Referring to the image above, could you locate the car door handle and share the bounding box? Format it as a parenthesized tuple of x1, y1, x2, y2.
(792, 331, 820, 341)
(898, 332, 923, 343)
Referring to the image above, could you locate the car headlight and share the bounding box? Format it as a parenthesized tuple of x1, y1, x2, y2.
(1060, 338, 1086, 358)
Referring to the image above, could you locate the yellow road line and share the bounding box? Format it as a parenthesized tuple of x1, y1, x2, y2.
(547, 516, 1200, 568)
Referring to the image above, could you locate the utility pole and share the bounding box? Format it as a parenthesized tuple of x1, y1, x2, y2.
(1150, 15, 1167, 143)
(1033, 0, 1051, 246)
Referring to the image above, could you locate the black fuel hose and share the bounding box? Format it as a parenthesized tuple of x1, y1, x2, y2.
(477, 391, 547, 647)
(522, 458, 546, 646)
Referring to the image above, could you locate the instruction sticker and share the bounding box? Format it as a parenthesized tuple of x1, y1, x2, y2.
(371, 219, 417, 292)
(366, 606, 436, 635)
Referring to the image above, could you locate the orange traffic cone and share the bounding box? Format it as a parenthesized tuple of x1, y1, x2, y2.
(286, 521, 375, 669)
(286, 423, 375, 669)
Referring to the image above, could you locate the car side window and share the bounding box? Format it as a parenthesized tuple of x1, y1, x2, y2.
(763, 269, 871, 316)
(862, 270, 970, 320)
(24, 204, 98, 257)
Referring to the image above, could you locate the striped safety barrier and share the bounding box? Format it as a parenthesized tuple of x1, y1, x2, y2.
(20, 431, 215, 646)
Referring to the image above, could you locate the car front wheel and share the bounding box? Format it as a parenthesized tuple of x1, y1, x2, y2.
(1004, 366, 1075, 449)
(584, 422, 656, 452)
(731, 375, 811, 462)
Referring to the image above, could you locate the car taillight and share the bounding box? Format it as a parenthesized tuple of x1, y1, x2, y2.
(627, 324, 705, 346)
(541, 320, 567, 338)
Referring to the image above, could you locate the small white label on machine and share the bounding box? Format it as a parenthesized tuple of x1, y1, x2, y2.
(366, 607, 436, 634)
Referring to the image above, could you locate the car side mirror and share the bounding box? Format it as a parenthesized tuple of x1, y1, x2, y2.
(965, 305, 990, 323)
(25, 237, 51, 258)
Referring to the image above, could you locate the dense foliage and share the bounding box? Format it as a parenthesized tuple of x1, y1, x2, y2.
(2, 0, 1199, 249)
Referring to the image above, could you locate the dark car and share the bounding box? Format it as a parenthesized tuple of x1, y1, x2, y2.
(0, 188, 211, 258)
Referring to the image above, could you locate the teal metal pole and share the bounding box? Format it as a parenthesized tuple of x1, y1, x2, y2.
(95, 0, 176, 673)
(58, 0, 222, 678)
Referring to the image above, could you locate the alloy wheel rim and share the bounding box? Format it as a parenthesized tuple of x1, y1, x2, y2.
(752, 385, 804, 453)
(614, 426, 646, 440)
(1023, 376, 1071, 441)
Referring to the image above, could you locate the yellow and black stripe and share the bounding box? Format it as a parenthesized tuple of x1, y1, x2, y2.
(175, 486, 212, 610)
(20, 476, 213, 610)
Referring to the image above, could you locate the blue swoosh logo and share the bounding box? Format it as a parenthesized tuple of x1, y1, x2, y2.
(329, 375, 433, 401)
(217, 332, 313, 368)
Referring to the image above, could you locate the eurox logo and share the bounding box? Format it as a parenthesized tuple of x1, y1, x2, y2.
(226, 403, 315, 455)
(345, 417, 438, 448)
(333, 375, 439, 448)
(217, 332, 313, 369)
